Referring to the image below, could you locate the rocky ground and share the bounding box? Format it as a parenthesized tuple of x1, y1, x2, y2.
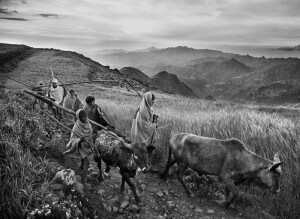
(44, 153, 261, 219)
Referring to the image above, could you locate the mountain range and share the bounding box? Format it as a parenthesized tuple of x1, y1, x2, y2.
(1, 43, 300, 103)
(120, 67, 197, 97)
(0, 43, 197, 98)
(98, 46, 300, 103)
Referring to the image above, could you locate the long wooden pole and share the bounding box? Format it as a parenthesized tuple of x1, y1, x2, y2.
(25, 89, 103, 128)
(3, 75, 34, 89)
(23, 89, 128, 139)
(116, 70, 143, 99)
(37, 80, 116, 88)
(41, 109, 73, 132)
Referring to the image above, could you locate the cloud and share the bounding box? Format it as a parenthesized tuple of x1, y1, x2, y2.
(0, 17, 28, 21)
(37, 14, 58, 19)
(0, 0, 300, 53)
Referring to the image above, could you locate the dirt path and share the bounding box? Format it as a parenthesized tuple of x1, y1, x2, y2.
(83, 161, 245, 219)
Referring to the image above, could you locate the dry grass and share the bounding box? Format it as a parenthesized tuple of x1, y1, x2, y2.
(92, 88, 300, 219)
(0, 101, 53, 218)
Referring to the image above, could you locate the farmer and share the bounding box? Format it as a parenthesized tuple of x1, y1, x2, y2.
(83, 96, 114, 137)
(61, 89, 84, 142)
(130, 91, 158, 173)
(32, 81, 47, 110)
(62, 89, 84, 126)
(48, 78, 64, 105)
(47, 78, 65, 119)
(63, 109, 93, 184)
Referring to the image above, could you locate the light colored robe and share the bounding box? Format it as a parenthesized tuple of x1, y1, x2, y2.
(64, 110, 93, 159)
(49, 86, 64, 104)
(62, 95, 84, 125)
(130, 91, 157, 146)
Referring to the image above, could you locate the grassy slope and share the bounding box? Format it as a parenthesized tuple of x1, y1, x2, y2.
(1, 44, 300, 218)
(92, 88, 300, 219)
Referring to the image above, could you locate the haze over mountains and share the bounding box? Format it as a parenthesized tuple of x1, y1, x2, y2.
(97, 46, 300, 103)
(1, 43, 300, 103)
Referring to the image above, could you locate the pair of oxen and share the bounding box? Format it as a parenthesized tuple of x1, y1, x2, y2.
(92, 130, 282, 207)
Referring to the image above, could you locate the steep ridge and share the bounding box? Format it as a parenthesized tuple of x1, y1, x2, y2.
(120, 67, 152, 84)
(0, 44, 149, 93)
(151, 71, 197, 97)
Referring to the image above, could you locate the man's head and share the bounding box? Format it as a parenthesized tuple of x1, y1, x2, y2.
(69, 89, 75, 98)
(86, 96, 95, 106)
(52, 78, 58, 88)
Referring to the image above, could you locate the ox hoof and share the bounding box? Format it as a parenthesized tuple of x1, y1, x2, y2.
(188, 193, 195, 198)
(103, 172, 109, 178)
(213, 200, 225, 206)
(136, 199, 141, 204)
(160, 173, 168, 181)
(137, 201, 144, 207)
(224, 202, 236, 209)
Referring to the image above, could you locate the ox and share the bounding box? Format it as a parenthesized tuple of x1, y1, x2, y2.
(160, 133, 283, 207)
(93, 130, 148, 203)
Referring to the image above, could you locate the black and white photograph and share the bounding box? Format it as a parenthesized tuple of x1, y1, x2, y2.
(0, 0, 299, 218)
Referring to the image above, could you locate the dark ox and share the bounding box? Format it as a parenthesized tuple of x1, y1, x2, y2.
(160, 133, 283, 206)
(94, 130, 148, 203)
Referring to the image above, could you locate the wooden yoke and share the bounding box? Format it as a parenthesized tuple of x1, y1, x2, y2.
(23, 89, 128, 140)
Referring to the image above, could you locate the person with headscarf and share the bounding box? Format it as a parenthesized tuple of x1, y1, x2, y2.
(48, 78, 64, 105)
(62, 89, 84, 126)
(63, 109, 93, 184)
(130, 91, 158, 172)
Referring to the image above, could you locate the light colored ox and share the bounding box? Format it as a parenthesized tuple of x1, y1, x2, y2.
(160, 133, 283, 207)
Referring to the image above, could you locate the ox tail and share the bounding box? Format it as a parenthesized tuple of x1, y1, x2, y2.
(160, 136, 175, 180)
(166, 143, 172, 168)
(166, 134, 176, 168)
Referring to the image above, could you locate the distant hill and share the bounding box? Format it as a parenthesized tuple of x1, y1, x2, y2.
(132, 47, 158, 53)
(94, 49, 129, 55)
(151, 71, 197, 97)
(276, 45, 300, 51)
(178, 77, 207, 97)
(0, 43, 149, 93)
(120, 67, 151, 84)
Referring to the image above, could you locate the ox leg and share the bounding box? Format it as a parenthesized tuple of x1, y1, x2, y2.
(225, 187, 230, 198)
(80, 158, 84, 169)
(177, 162, 194, 198)
(160, 159, 176, 180)
(104, 163, 110, 173)
(94, 156, 104, 182)
(223, 180, 239, 207)
(121, 176, 126, 192)
(82, 157, 89, 184)
(122, 173, 140, 203)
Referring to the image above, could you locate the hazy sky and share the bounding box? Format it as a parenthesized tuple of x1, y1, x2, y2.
(1, 0, 300, 55)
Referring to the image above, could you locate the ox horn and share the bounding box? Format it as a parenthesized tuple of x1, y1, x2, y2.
(273, 150, 281, 163)
(120, 141, 134, 153)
